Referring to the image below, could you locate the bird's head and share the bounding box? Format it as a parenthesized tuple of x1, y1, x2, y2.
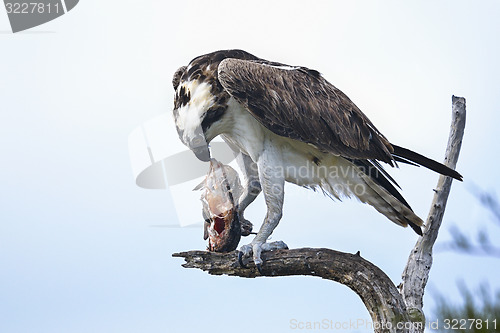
(172, 54, 231, 162)
(172, 50, 261, 161)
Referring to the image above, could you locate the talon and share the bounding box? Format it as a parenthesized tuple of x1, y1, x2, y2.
(238, 251, 248, 268)
(238, 241, 287, 272)
(256, 263, 263, 275)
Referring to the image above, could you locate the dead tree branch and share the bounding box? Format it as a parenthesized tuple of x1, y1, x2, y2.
(173, 248, 411, 329)
(173, 96, 466, 333)
(400, 96, 466, 323)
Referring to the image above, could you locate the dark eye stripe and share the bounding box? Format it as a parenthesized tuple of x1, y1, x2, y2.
(201, 106, 227, 133)
(174, 86, 191, 109)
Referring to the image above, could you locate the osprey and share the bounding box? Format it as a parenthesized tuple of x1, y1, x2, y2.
(172, 49, 462, 271)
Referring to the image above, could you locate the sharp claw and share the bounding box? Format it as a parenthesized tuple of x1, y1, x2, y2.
(238, 251, 248, 268)
(256, 263, 263, 275)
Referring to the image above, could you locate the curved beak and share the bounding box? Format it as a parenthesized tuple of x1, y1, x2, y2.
(191, 144, 211, 162)
(188, 134, 211, 162)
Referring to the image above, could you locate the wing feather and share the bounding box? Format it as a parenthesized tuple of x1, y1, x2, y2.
(218, 59, 395, 164)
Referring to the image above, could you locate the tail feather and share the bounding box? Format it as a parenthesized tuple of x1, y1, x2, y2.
(392, 145, 463, 181)
(319, 158, 424, 235)
(393, 156, 419, 167)
(355, 170, 424, 235)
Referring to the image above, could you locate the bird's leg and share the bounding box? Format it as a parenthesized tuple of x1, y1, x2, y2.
(238, 148, 288, 273)
(235, 152, 261, 236)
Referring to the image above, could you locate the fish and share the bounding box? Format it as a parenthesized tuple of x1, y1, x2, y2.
(195, 159, 245, 252)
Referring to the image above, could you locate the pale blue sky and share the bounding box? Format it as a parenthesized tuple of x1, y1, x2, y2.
(1, 1, 499, 332)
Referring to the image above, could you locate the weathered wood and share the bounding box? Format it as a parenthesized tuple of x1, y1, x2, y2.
(399, 96, 466, 328)
(173, 248, 412, 332)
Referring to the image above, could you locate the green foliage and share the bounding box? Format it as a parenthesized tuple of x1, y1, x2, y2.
(441, 188, 500, 258)
(433, 189, 500, 332)
(434, 282, 500, 333)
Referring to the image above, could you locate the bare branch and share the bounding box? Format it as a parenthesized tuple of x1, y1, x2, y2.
(173, 248, 413, 332)
(400, 96, 466, 320)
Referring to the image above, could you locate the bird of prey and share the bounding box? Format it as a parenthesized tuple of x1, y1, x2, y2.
(172, 49, 462, 271)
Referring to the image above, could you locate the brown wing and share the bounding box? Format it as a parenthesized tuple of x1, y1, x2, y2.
(217, 58, 395, 164)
